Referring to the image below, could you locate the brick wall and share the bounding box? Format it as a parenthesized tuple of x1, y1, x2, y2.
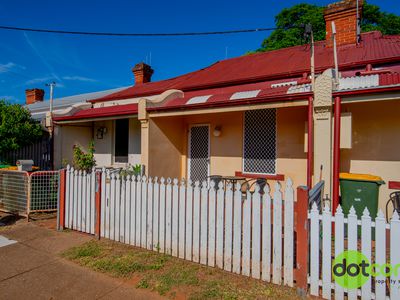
(324, 0, 363, 46)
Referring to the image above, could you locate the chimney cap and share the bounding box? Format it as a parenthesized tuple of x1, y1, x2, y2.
(324, 0, 362, 16)
(132, 62, 154, 73)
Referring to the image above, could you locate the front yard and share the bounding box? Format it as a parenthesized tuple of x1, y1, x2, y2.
(63, 239, 301, 300)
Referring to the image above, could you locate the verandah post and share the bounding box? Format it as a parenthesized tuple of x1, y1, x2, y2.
(295, 186, 309, 296)
(58, 168, 66, 230)
(95, 170, 102, 239)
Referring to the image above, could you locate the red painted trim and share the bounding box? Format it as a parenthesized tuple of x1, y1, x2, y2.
(234, 171, 285, 181)
(389, 181, 400, 190)
(148, 92, 311, 113)
(53, 109, 138, 122)
(59, 169, 66, 230)
(307, 96, 314, 190)
(95, 171, 102, 239)
(332, 97, 341, 214)
(356, 69, 391, 76)
(295, 186, 309, 293)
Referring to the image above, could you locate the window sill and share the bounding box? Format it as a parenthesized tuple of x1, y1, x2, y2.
(235, 171, 285, 181)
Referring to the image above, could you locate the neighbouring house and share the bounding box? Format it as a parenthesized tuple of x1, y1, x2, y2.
(53, 0, 400, 214)
(52, 63, 154, 169)
(26, 86, 128, 168)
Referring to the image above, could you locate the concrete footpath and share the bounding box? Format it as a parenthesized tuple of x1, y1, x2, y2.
(0, 218, 164, 300)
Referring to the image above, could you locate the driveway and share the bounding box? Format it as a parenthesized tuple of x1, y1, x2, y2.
(0, 217, 164, 300)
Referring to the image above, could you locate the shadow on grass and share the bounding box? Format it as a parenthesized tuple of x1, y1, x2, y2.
(62, 240, 301, 300)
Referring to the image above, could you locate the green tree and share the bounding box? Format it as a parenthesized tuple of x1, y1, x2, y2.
(0, 99, 43, 155)
(253, 2, 400, 52)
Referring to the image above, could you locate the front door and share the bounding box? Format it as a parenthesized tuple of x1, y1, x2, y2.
(188, 125, 210, 183)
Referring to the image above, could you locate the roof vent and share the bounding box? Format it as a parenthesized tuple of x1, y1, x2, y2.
(230, 90, 261, 100)
(186, 95, 212, 105)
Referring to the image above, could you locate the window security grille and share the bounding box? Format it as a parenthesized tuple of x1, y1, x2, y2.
(243, 109, 276, 174)
(189, 126, 209, 183)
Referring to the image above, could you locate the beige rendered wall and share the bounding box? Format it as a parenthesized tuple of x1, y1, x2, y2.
(128, 118, 141, 165)
(93, 120, 113, 167)
(276, 107, 308, 190)
(341, 100, 400, 213)
(54, 123, 92, 169)
(93, 118, 141, 168)
(148, 117, 185, 179)
(182, 111, 244, 179)
(147, 107, 308, 192)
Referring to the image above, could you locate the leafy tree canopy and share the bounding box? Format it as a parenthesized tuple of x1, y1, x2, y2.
(253, 2, 400, 52)
(0, 99, 43, 155)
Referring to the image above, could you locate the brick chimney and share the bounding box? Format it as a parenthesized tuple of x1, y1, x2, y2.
(132, 62, 154, 85)
(324, 0, 363, 47)
(25, 88, 45, 105)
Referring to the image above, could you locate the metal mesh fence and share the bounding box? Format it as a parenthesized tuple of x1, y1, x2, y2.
(0, 170, 29, 216)
(0, 170, 59, 216)
(30, 171, 59, 212)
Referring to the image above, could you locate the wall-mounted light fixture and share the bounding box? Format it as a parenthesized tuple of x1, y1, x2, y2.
(96, 127, 107, 139)
(213, 126, 222, 137)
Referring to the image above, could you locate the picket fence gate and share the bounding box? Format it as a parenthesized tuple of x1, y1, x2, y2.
(309, 203, 400, 300)
(64, 166, 96, 234)
(62, 166, 296, 286)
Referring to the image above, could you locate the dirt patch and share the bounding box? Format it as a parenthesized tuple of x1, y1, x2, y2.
(62, 240, 303, 300)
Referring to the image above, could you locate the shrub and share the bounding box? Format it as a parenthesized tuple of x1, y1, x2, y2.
(73, 141, 96, 172)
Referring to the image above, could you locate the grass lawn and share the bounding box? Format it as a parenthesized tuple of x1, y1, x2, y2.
(62, 239, 302, 300)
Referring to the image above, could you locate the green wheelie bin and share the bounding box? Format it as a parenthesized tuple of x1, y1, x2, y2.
(339, 173, 385, 220)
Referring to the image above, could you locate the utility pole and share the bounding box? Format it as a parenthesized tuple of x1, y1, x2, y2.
(46, 82, 56, 137)
(45, 82, 56, 170)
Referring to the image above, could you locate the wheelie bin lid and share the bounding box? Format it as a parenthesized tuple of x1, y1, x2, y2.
(339, 173, 385, 184)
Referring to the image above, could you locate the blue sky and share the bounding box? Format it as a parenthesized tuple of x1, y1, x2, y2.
(0, 0, 398, 104)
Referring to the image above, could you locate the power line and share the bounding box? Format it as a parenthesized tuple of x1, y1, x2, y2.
(0, 25, 280, 37)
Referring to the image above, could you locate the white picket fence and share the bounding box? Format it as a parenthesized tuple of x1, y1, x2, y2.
(309, 203, 400, 300)
(64, 166, 96, 234)
(63, 166, 296, 285)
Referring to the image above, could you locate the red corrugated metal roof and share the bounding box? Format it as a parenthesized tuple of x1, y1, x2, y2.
(53, 103, 138, 122)
(148, 78, 306, 111)
(379, 73, 400, 86)
(94, 31, 400, 103)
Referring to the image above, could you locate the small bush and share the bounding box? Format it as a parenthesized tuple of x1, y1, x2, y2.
(73, 141, 96, 172)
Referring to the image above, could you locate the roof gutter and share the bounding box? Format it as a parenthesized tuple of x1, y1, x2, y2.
(54, 114, 138, 125)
